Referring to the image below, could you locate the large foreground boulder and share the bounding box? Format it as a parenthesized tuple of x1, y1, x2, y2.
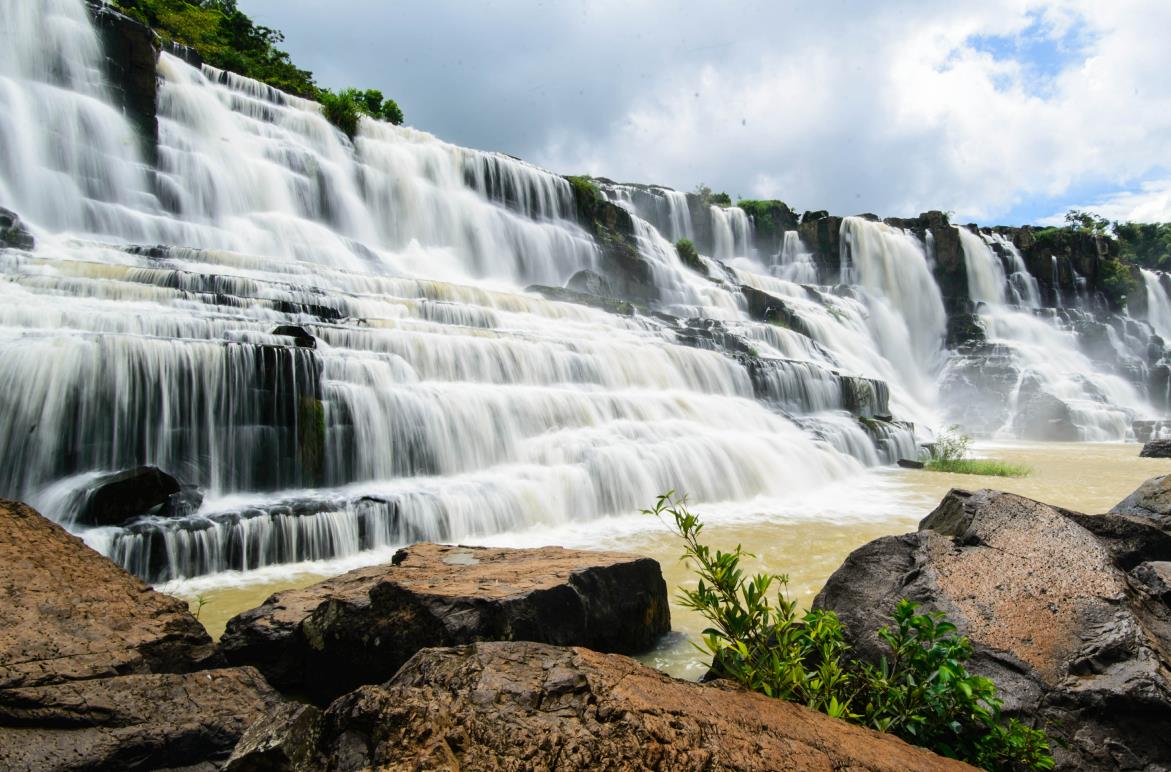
(815, 486, 1171, 770)
(221, 543, 670, 704)
(225, 641, 971, 772)
(0, 499, 281, 770)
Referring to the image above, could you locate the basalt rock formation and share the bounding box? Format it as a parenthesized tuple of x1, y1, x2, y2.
(220, 542, 670, 704)
(815, 483, 1171, 770)
(224, 641, 973, 772)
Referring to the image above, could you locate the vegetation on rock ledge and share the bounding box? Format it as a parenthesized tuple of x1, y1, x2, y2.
(648, 492, 1053, 771)
(111, 0, 404, 130)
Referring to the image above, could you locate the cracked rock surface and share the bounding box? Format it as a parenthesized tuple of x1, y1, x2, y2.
(225, 641, 972, 772)
(815, 483, 1171, 771)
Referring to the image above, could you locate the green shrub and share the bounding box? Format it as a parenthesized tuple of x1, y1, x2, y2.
(319, 87, 405, 138)
(566, 175, 600, 201)
(932, 425, 972, 462)
(1097, 258, 1135, 308)
(676, 239, 702, 271)
(694, 183, 731, 207)
(646, 492, 1053, 771)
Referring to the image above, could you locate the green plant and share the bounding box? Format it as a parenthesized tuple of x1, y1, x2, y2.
(566, 175, 600, 201)
(319, 87, 405, 138)
(860, 601, 1052, 770)
(932, 425, 972, 462)
(191, 593, 208, 620)
(675, 239, 702, 271)
(647, 492, 1053, 770)
(1096, 258, 1135, 308)
(694, 183, 731, 208)
(1064, 209, 1110, 236)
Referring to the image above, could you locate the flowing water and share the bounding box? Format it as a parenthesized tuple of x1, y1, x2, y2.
(2, 0, 1170, 672)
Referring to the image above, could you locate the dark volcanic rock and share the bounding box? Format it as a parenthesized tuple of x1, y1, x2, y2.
(0, 499, 281, 770)
(897, 458, 925, 469)
(815, 486, 1171, 770)
(225, 642, 971, 772)
(1140, 439, 1171, 458)
(74, 465, 183, 526)
(221, 543, 671, 704)
(0, 207, 35, 250)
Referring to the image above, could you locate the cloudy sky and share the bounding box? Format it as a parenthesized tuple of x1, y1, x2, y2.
(239, 0, 1171, 225)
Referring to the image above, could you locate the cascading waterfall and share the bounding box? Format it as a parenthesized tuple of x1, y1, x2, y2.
(0, 0, 936, 583)
(1141, 269, 1171, 341)
(710, 205, 752, 259)
(944, 228, 1148, 440)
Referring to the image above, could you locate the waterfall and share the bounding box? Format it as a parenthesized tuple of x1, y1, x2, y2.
(839, 217, 947, 409)
(710, 206, 752, 259)
(1142, 269, 1171, 340)
(1, 0, 936, 583)
(772, 231, 819, 284)
(946, 227, 1148, 440)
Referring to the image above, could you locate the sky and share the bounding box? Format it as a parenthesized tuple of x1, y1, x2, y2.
(238, 0, 1171, 226)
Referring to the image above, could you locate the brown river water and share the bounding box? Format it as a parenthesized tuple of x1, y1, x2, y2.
(174, 441, 1165, 678)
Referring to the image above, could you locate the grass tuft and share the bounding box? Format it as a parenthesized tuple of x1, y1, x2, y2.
(925, 459, 1031, 477)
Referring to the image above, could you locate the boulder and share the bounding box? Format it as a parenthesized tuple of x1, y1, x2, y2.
(0, 499, 217, 688)
(815, 487, 1171, 770)
(1140, 439, 1171, 458)
(897, 458, 925, 469)
(0, 668, 279, 772)
(1110, 473, 1171, 519)
(221, 543, 671, 704)
(565, 268, 614, 297)
(0, 207, 34, 250)
(225, 642, 971, 772)
(0, 499, 282, 770)
(73, 465, 186, 527)
(273, 324, 317, 349)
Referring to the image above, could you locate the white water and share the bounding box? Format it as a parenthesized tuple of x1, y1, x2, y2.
(0, 0, 942, 584)
(1142, 269, 1171, 341)
(2, 0, 1163, 588)
(947, 228, 1148, 440)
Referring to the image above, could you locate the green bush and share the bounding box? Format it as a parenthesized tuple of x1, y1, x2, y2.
(932, 425, 972, 462)
(566, 175, 600, 201)
(694, 183, 732, 208)
(1114, 221, 1171, 270)
(319, 88, 405, 139)
(1097, 258, 1135, 308)
(675, 239, 702, 271)
(646, 492, 1053, 771)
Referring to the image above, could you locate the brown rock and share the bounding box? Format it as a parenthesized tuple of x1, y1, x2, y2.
(0, 498, 219, 689)
(816, 487, 1171, 770)
(226, 641, 972, 772)
(0, 499, 284, 770)
(0, 668, 280, 772)
(221, 543, 670, 704)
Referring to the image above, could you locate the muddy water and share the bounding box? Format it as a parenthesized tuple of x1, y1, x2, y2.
(176, 442, 1164, 678)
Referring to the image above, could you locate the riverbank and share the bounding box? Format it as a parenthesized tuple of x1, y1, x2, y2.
(174, 441, 1164, 678)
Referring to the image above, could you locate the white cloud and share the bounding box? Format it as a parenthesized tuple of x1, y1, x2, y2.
(243, 0, 1171, 224)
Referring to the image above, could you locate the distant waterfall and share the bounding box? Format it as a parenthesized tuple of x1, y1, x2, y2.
(711, 206, 752, 259)
(946, 227, 1145, 440)
(773, 231, 819, 284)
(1142, 269, 1171, 340)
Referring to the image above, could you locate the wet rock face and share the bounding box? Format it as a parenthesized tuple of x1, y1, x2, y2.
(0, 207, 34, 250)
(0, 499, 281, 770)
(815, 485, 1171, 771)
(85, 0, 160, 162)
(221, 543, 671, 704)
(1140, 439, 1171, 458)
(225, 642, 972, 772)
(73, 465, 186, 526)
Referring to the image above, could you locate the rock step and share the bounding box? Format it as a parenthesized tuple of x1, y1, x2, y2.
(220, 542, 670, 705)
(226, 641, 973, 772)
